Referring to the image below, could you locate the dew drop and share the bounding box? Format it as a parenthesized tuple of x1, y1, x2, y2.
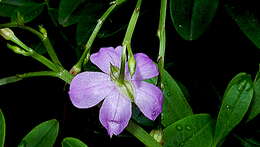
(178, 25, 183, 28)
(176, 125, 183, 131)
(226, 104, 231, 111)
(167, 92, 171, 96)
(186, 125, 192, 131)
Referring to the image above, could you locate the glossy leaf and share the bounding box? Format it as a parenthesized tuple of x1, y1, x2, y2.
(246, 72, 260, 122)
(225, 0, 260, 48)
(0, 109, 6, 147)
(163, 114, 214, 147)
(0, 76, 22, 86)
(18, 119, 59, 147)
(62, 137, 88, 147)
(58, 0, 84, 27)
(161, 69, 193, 127)
(170, 0, 219, 40)
(0, 0, 44, 23)
(214, 73, 254, 145)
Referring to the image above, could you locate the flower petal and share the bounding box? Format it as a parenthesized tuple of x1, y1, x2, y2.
(69, 72, 115, 108)
(90, 46, 122, 73)
(99, 91, 131, 137)
(132, 53, 159, 80)
(133, 81, 163, 120)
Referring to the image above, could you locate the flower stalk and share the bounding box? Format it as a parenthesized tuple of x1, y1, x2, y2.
(119, 0, 142, 81)
(71, 0, 126, 75)
(0, 23, 62, 67)
(157, 0, 167, 87)
(126, 120, 162, 147)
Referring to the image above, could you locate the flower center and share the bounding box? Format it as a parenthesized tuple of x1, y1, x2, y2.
(110, 64, 135, 101)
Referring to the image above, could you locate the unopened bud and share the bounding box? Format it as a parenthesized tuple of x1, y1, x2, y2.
(0, 28, 15, 41)
(128, 54, 136, 77)
(7, 44, 30, 56)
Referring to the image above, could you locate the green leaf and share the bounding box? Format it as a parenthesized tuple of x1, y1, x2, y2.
(247, 72, 260, 122)
(58, 0, 85, 27)
(132, 105, 154, 127)
(0, 0, 44, 23)
(163, 114, 214, 147)
(62, 137, 88, 147)
(161, 69, 193, 127)
(0, 109, 6, 147)
(76, 2, 103, 46)
(214, 73, 254, 146)
(170, 0, 219, 40)
(225, 0, 260, 48)
(0, 76, 22, 86)
(18, 119, 59, 147)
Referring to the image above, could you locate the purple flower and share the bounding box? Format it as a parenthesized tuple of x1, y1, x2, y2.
(69, 46, 163, 137)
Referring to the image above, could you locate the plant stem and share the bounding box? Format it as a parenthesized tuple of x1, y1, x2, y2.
(126, 120, 162, 147)
(0, 23, 62, 67)
(157, 0, 167, 87)
(118, 0, 142, 82)
(71, 1, 124, 74)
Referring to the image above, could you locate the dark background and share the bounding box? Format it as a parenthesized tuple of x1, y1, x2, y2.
(0, 0, 260, 146)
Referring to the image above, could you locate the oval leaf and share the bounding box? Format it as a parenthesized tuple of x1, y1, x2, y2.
(19, 119, 59, 147)
(0, 109, 6, 147)
(0, 0, 44, 23)
(225, 0, 260, 49)
(58, 0, 84, 26)
(161, 69, 193, 127)
(163, 114, 214, 147)
(246, 72, 260, 122)
(170, 0, 219, 40)
(62, 137, 88, 147)
(214, 73, 254, 145)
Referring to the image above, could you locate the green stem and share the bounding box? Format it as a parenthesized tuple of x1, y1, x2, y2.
(72, 1, 124, 74)
(157, 0, 167, 87)
(0, 23, 62, 67)
(118, 0, 142, 82)
(126, 120, 162, 147)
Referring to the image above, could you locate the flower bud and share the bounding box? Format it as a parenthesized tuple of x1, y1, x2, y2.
(7, 43, 30, 56)
(128, 52, 136, 77)
(0, 28, 16, 41)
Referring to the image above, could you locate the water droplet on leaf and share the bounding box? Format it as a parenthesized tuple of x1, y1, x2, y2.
(176, 125, 183, 131)
(186, 125, 192, 130)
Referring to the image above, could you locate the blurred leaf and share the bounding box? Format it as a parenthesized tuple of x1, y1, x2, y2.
(31, 42, 47, 55)
(0, 0, 44, 23)
(18, 119, 59, 147)
(132, 105, 154, 127)
(0, 109, 6, 147)
(247, 72, 260, 122)
(58, 0, 85, 27)
(214, 73, 254, 146)
(76, 2, 103, 46)
(161, 69, 193, 127)
(170, 0, 218, 40)
(163, 114, 214, 147)
(0, 76, 22, 86)
(235, 135, 260, 147)
(62, 137, 88, 147)
(225, 0, 260, 48)
(97, 24, 127, 39)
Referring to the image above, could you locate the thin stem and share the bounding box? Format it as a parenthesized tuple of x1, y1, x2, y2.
(0, 23, 62, 67)
(71, 1, 123, 74)
(118, 0, 142, 81)
(17, 71, 59, 78)
(157, 0, 167, 86)
(126, 120, 162, 147)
